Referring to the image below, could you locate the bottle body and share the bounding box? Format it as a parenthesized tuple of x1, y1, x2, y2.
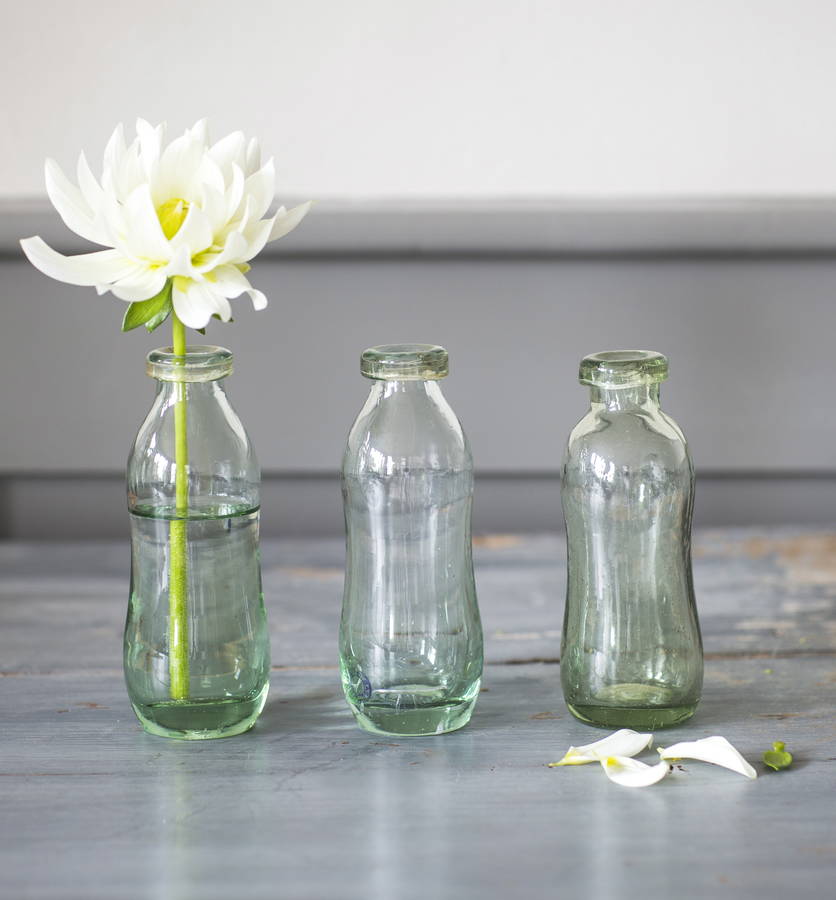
(560, 352, 703, 729)
(340, 346, 483, 736)
(124, 347, 270, 739)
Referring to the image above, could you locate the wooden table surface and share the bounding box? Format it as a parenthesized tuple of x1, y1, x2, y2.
(1, 529, 835, 900)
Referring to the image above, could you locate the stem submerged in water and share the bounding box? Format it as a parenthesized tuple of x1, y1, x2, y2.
(169, 313, 189, 699)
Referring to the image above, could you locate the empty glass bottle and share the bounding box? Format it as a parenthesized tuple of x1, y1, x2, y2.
(560, 351, 703, 729)
(340, 344, 483, 736)
(124, 346, 270, 739)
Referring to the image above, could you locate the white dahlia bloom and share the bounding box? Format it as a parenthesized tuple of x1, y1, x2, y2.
(20, 119, 311, 329)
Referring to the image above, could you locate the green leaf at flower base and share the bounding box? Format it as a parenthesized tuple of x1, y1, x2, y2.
(121, 282, 173, 333)
(763, 741, 793, 771)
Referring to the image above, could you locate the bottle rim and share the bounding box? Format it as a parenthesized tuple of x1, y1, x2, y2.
(361, 343, 449, 380)
(579, 350, 668, 388)
(146, 345, 233, 382)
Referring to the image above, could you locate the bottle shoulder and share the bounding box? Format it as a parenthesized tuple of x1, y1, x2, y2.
(343, 384, 471, 475)
(128, 383, 259, 493)
(565, 406, 692, 475)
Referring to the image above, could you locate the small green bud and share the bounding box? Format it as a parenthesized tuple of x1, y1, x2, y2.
(762, 741, 793, 771)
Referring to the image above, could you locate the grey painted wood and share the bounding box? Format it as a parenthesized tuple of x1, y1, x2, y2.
(5, 253, 836, 479)
(1, 663, 834, 900)
(8, 196, 836, 257)
(2, 528, 835, 676)
(0, 529, 834, 898)
(6, 472, 836, 540)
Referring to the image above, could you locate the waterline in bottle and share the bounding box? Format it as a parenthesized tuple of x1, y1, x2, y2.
(124, 504, 270, 740)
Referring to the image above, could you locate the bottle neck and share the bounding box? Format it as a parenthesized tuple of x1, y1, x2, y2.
(375, 378, 441, 398)
(373, 379, 444, 399)
(155, 378, 227, 399)
(590, 383, 661, 410)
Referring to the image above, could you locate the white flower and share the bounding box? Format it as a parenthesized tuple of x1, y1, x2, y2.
(20, 119, 311, 329)
(658, 736, 758, 779)
(600, 755, 670, 788)
(548, 729, 653, 766)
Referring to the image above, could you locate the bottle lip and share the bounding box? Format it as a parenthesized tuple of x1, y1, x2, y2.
(579, 350, 668, 388)
(146, 345, 233, 382)
(361, 343, 449, 381)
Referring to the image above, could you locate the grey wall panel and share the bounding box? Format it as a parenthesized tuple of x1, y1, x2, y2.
(2, 254, 836, 473)
(2, 473, 834, 539)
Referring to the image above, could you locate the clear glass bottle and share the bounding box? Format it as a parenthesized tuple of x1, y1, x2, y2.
(560, 351, 703, 729)
(340, 344, 483, 736)
(124, 346, 270, 739)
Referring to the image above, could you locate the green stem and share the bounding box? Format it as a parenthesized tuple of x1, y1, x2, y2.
(169, 313, 189, 700)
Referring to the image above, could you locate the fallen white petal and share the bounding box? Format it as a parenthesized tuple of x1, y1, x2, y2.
(659, 736, 757, 779)
(550, 729, 653, 766)
(601, 756, 670, 788)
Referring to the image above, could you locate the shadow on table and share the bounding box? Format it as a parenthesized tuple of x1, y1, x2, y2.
(260, 674, 350, 734)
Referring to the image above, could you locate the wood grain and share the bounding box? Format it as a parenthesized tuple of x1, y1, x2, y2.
(0, 529, 834, 899)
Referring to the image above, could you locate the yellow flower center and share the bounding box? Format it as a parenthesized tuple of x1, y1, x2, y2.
(157, 198, 190, 239)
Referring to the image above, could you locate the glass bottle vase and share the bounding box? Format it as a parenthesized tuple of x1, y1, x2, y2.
(340, 344, 484, 736)
(124, 346, 270, 739)
(560, 350, 703, 729)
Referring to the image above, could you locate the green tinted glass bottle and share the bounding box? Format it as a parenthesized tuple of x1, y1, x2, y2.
(124, 346, 270, 739)
(560, 351, 703, 729)
(340, 344, 483, 736)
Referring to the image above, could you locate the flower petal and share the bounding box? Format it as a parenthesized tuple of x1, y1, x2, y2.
(225, 163, 245, 222)
(243, 158, 275, 223)
(44, 159, 104, 245)
(549, 729, 654, 766)
(108, 266, 167, 302)
(76, 152, 104, 214)
(193, 230, 249, 272)
(170, 203, 213, 255)
(172, 279, 231, 329)
(245, 136, 261, 175)
(209, 264, 249, 298)
(210, 131, 246, 178)
(210, 264, 267, 310)
(20, 237, 135, 286)
(248, 287, 267, 311)
(122, 184, 170, 261)
(600, 756, 670, 788)
(102, 122, 126, 181)
(241, 217, 273, 262)
(268, 200, 312, 243)
(658, 736, 757, 779)
(136, 118, 163, 177)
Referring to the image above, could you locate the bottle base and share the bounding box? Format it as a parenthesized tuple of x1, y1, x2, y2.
(348, 696, 478, 737)
(131, 683, 269, 740)
(566, 700, 698, 730)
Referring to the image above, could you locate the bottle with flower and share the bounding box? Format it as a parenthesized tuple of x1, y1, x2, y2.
(21, 119, 310, 739)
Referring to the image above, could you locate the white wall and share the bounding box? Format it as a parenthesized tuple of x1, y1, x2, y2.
(5, 0, 836, 199)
